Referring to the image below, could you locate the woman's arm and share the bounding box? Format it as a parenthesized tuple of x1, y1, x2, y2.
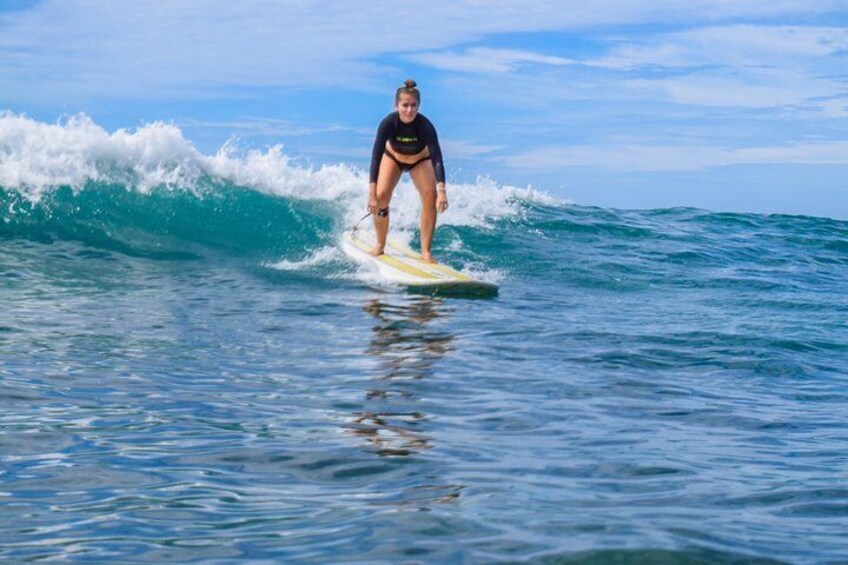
(425, 119, 446, 186)
(369, 116, 392, 184)
(423, 117, 448, 213)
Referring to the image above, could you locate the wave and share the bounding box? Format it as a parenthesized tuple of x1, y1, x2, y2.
(4, 112, 846, 291)
(0, 113, 557, 252)
(0, 181, 339, 260)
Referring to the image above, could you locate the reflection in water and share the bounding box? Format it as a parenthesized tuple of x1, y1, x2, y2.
(350, 412, 429, 457)
(351, 297, 454, 458)
(363, 297, 453, 381)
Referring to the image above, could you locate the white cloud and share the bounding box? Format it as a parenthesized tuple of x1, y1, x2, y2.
(177, 118, 369, 137)
(590, 25, 848, 69)
(503, 141, 848, 171)
(409, 24, 848, 113)
(1, 0, 845, 100)
(578, 25, 848, 110)
(626, 69, 843, 108)
(441, 139, 506, 158)
(410, 47, 574, 74)
(819, 99, 848, 118)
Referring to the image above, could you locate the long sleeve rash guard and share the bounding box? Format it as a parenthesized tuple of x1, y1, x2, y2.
(369, 112, 445, 184)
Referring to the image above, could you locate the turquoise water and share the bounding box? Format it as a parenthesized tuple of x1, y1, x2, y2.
(2, 177, 847, 563)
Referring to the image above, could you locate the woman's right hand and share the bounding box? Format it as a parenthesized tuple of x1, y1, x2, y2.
(368, 184, 378, 215)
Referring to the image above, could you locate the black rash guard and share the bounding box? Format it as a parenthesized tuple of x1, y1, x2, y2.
(369, 112, 445, 184)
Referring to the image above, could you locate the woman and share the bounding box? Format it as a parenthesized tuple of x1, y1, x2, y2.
(368, 79, 448, 264)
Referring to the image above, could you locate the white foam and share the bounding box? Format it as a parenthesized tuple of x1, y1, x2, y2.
(265, 246, 342, 271)
(0, 112, 561, 227)
(461, 266, 506, 285)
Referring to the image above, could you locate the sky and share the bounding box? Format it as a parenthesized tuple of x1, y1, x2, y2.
(1, 0, 848, 217)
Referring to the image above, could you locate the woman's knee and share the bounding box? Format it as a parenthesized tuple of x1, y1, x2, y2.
(417, 184, 436, 204)
(375, 191, 393, 208)
(410, 165, 437, 196)
(420, 193, 437, 210)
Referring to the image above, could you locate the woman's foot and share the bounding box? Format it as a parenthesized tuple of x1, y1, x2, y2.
(368, 245, 385, 257)
(421, 250, 437, 264)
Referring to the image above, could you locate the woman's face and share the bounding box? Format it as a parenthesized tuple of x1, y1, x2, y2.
(396, 93, 419, 123)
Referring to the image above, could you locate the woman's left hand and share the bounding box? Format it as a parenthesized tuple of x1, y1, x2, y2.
(436, 188, 448, 214)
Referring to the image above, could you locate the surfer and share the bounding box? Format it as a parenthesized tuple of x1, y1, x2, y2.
(368, 79, 448, 263)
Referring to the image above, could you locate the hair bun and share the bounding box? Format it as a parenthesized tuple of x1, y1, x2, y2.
(404, 79, 417, 89)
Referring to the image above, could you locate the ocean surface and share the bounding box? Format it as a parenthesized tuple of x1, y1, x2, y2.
(2, 114, 848, 564)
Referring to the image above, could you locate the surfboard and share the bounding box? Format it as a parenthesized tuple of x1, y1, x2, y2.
(341, 229, 498, 295)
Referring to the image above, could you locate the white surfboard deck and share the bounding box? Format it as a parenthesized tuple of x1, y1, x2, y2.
(341, 229, 497, 293)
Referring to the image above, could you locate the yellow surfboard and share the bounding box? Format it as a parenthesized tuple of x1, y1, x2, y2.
(341, 229, 497, 295)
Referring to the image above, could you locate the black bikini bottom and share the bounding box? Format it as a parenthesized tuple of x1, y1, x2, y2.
(385, 151, 430, 172)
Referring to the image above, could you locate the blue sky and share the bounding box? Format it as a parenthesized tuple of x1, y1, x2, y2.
(2, 0, 848, 217)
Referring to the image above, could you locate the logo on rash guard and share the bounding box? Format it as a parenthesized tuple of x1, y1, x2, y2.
(396, 135, 417, 143)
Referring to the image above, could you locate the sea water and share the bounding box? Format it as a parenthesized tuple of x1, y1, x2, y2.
(1, 114, 847, 563)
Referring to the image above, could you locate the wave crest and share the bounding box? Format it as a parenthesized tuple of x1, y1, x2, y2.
(0, 112, 559, 228)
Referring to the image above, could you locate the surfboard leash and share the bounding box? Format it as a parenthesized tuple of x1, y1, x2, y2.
(352, 212, 372, 232)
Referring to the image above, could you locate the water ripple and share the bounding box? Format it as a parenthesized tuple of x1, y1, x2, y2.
(3, 206, 848, 562)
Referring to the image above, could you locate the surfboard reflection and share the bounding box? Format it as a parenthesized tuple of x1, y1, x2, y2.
(350, 296, 454, 458)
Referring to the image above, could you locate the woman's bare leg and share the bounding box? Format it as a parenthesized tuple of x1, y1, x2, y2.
(370, 155, 402, 256)
(409, 161, 438, 263)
